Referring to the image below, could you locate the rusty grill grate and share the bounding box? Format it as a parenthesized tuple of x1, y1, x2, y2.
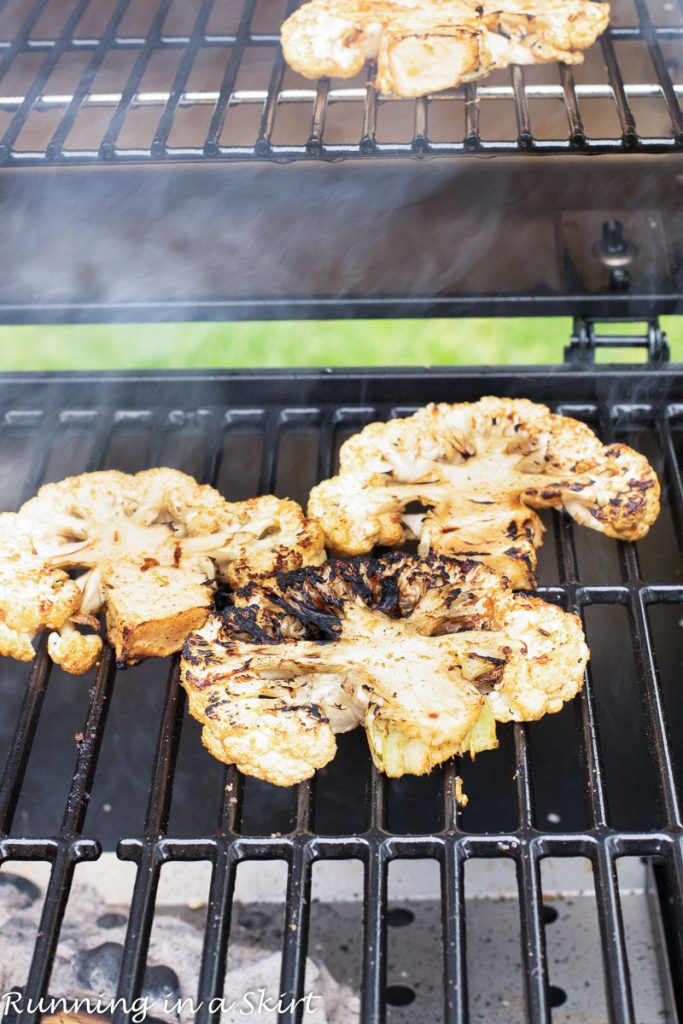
(0, 0, 682, 162)
(0, 367, 682, 1024)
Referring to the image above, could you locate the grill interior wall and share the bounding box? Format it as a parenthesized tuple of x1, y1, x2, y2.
(0, 369, 682, 1024)
(0, 157, 681, 322)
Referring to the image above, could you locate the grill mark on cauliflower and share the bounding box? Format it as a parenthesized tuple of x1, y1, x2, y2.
(0, 469, 325, 674)
(309, 398, 660, 589)
(181, 553, 589, 787)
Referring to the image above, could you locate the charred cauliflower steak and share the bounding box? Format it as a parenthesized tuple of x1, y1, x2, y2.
(1, 469, 324, 674)
(181, 553, 588, 786)
(281, 0, 609, 99)
(309, 398, 660, 588)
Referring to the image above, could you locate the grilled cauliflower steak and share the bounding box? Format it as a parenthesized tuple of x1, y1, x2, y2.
(181, 553, 588, 786)
(309, 398, 660, 589)
(281, 0, 609, 98)
(1, 469, 324, 674)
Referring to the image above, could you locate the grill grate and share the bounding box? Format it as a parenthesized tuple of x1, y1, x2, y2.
(0, 0, 682, 163)
(1, 367, 682, 1024)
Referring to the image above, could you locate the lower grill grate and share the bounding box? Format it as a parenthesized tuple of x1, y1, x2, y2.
(1, 367, 682, 1024)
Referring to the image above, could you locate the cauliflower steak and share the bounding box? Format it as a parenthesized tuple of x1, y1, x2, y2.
(281, 0, 610, 99)
(309, 398, 660, 588)
(181, 553, 589, 786)
(1, 469, 325, 674)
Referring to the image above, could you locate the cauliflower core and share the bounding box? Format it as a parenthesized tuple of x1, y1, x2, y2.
(1, 469, 325, 674)
(181, 553, 589, 786)
(309, 398, 660, 588)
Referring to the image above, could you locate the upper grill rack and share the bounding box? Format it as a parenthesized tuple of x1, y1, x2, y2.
(0, 0, 682, 164)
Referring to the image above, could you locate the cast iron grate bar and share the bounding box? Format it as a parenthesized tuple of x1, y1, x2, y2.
(0, 0, 680, 162)
(99, 0, 176, 159)
(0, 0, 50, 84)
(194, 767, 242, 1024)
(552, 465, 637, 1022)
(150, 0, 217, 156)
(278, 781, 314, 1022)
(511, 64, 532, 148)
(361, 769, 388, 1024)
(442, 766, 467, 1024)
(114, 658, 186, 1024)
(360, 63, 378, 153)
(0, 639, 52, 841)
(559, 63, 586, 148)
(592, 841, 636, 1023)
(0, 0, 91, 160)
(632, 0, 683, 145)
(598, 404, 682, 829)
(194, 766, 242, 1024)
(19, 649, 116, 1024)
(1, 377, 682, 1024)
(255, 0, 300, 155)
(657, 411, 683, 553)
(46, 0, 134, 160)
(631, 586, 682, 828)
(512, 725, 551, 1023)
(599, 33, 637, 147)
(203, 0, 258, 156)
(0, 407, 64, 847)
(307, 78, 329, 155)
(413, 96, 429, 152)
(464, 82, 480, 150)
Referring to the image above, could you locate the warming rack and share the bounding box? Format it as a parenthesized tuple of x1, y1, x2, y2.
(0, 0, 681, 162)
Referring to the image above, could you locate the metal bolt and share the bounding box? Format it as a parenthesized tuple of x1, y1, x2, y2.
(609, 267, 630, 291)
(594, 219, 636, 268)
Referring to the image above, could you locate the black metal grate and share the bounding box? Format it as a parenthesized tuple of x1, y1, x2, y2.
(0, 0, 682, 163)
(1, 367, 683, 1024)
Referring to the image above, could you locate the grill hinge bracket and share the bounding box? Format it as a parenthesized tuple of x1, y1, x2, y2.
(565, 317, 670, 366)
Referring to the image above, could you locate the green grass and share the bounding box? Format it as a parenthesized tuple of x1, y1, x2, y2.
(0, 316, 680, 370)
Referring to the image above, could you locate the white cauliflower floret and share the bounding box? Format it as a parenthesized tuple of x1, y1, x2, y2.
(1, 469, 325, 675)
(47, 623, 103, 676)
(309, 398, 660, 588)
(181, 553, 589, 787)
(0, 512, 83, 664)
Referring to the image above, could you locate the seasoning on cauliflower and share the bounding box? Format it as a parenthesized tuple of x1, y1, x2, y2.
(308, 397, 660, 589)
(1, 469, 325, 674)
(181, 553, 589, 787)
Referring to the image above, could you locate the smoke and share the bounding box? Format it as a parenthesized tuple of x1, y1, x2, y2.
(0, 158, 556, 313)
(1, 151, 679, 333)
